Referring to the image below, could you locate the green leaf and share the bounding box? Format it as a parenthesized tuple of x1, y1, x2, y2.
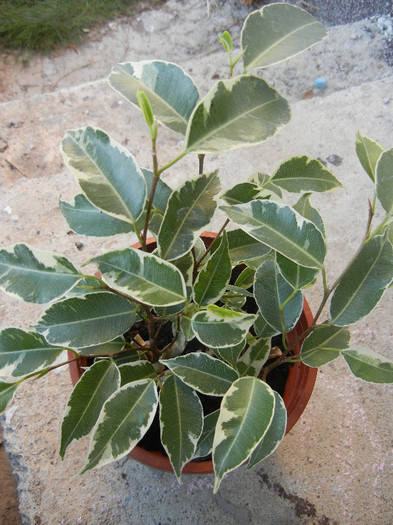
(60, 360, 120, 459)
(222, 200, 326, 269)
(248, 172, 282, 198)
(35, 292, 137, 348)
(194, 409, 220, 459)
(77, 337, 125, 356)
(253, 314, 279, 338)
(270, 156, 342, 193)
(218, 31, 233, 53)
(234, 267, 255, 290)
(0, 244, 81, 304)
(194, 232, 231, 306)
(342, 347, 393, 383)
(159, 374, 203, 481)
(185, 75, 290, 154)
(293, 193, 326, 237)
(276, 253, 319, 290)
(355, 131, 384, 182)
(59, 194, 133, 237)
(0, 328, 64, 378)
(254, 260, 303, 332)
(376, 148, 393, 216)
(191, 307, 256, 349)
(247, 391, 286, 468)
(61, 126, 146, 223)
(91, 248, 186, 307)
(227, 229, 271, 265)
(214, 340, 246, 368)
(330, 234, 393, 326)
(81, 378, 158, 473)
(221, 182, 261, 205)
(136, 90, 155, 129)
(0, 380, 19, 414)
(158, 172, 221, 260)
(213, 376, 275, 492)
(236, 338, 270, 377)
(118, 361, 156, 386)
(161, 353, 238, 396)
(301, 324, 350, 367)
(241, 3, 327, 71)
(108, 61, 200, 135)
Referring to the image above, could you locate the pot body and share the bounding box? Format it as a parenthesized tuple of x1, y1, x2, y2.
(68, 232, 317, 474)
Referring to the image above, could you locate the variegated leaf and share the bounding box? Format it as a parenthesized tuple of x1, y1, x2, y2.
(247, 391, 287, 468)
(159, 374, 203, 481)
(293, 193, 326, 237)
(213, 376, 275, 492)
(118, 361, 156, 386)
(241, 3, 327, 70)
(0, 244, 81, 304)
(276, 253, 319, 290)
(270, 156, 342, 193)
(356, 131, 384, 182)
(236, 338, 270, 377)
(91, 248, 186, 307)
(301, 324, 350, 367)
(376, 148, 393, 216)
(61, 126, 146, 223)
(227, 229, 271, 265)
(214, 340, 246, 368)
(330, 234, 393, 326)
(194, 409, 220, 459)
(185, 75, 290, 154)
(60, 360, 120, 458)
(35, 292, 137, 348)
(0, 380, 19, 414)
(191, 306, 256, 349)
(158, 172, 221, 261)
(222, 200, 326, 269)
(0, 328, 64, 378)
(254, 260, 303, 332)
(342, 347, 393, 383)
(59, 194, 133, 237)
(194, 232, 231, 306)
(80, 378, 158, 473)
(109, 61, 200, 135)
(161, 353, 238, 396)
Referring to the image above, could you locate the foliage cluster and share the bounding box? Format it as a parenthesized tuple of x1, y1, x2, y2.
(0, 4, 392, 492)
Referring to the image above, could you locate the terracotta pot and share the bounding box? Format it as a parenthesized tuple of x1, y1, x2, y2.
(68, 231, 317, 474)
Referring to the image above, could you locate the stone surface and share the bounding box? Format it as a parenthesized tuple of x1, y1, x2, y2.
(0, 1, 393, 524)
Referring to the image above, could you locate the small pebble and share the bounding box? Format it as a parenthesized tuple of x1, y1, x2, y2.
(383, 97, 390, 104)
(326, 154, 343, 166)
(313, 77, 327, 89)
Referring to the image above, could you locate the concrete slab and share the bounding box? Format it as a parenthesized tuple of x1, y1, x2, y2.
(0, 1, 392, 523)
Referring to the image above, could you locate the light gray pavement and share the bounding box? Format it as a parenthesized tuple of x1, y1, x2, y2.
(1, 1, 393, 523)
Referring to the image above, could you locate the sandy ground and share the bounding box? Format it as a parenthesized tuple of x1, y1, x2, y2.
(0, 1, 392, 524)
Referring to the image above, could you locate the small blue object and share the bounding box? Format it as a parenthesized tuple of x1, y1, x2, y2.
(313, 77, 327, 89)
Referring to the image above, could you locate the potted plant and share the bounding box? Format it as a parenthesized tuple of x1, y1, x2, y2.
(0, 3, 392, 493)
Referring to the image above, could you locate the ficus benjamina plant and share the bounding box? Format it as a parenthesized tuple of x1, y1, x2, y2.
(0, 3, 392, 492)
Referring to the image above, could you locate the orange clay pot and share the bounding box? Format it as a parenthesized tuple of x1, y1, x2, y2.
(68, 232, 317, 474)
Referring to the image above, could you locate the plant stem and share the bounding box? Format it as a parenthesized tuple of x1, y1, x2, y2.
(157, 151, 187, 176)
(142, 135, 159, 249)
(198, 154, 205, 175)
